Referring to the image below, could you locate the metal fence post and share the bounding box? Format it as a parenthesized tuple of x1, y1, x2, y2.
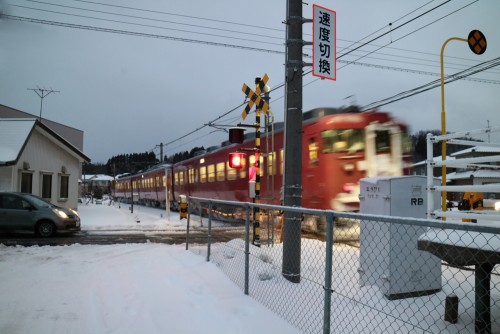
(245, 203, 251, 295)
(323, 212, 334, 334)
(185, 197, 191, 250)
(207, 201, 213, 262)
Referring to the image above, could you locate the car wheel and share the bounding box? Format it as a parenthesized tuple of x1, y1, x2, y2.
(36, 221, 56, 237)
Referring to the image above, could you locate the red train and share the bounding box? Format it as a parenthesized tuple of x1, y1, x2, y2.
(114, 107, 413, 214)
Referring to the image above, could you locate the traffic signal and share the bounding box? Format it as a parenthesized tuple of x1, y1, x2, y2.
(228, 152, 245, 169)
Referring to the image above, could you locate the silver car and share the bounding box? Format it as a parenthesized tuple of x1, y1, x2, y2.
(0, 192, 81, 237)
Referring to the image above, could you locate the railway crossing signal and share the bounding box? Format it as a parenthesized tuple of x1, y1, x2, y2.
(228, 152, 245, 169)
(241, 73, 270, 120)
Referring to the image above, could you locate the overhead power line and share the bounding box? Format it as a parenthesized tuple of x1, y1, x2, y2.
(12, 2, 283, 45)
(69, 0, 283, 32)
(6, 2, 495, 156)
(4, 15, 284, 54)
(361, 57, 500, 111)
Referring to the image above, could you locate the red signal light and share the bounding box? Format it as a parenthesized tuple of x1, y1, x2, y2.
(229, 152, 245, 169)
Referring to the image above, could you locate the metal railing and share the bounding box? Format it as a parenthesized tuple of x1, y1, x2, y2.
(185, 196, 500, 334)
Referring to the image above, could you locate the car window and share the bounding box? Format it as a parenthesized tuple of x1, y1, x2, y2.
(24, 194, 52, 208)
(2, 195, 24, 210)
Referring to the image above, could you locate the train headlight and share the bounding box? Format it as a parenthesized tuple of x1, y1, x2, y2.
(343, 163, 355, 172)
(495, 201, 500, 211)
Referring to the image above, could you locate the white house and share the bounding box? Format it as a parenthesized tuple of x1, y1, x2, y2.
(0, 118, 90, 209)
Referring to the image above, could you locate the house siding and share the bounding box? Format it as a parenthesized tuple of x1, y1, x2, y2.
(18, 129, 81, 209)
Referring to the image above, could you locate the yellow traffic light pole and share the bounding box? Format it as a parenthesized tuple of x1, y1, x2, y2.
(439, 30, 487, 215)
(440, 37, 467, 215)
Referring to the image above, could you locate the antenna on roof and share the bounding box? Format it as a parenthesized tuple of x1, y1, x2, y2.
(27, 87, 60, 121)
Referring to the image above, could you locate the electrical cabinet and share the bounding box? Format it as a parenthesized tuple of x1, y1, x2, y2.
(359, 176, 441, 300)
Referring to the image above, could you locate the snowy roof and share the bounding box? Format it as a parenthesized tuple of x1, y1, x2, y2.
(0, 118, 35, 163)
(446, 169, 500, 180)
(83, 174, 114, 181)
(451, 145, 500, 156)
(0, 118, 90, 165)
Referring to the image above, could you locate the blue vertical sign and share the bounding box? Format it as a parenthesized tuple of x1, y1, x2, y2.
(313, 4, 336, 80)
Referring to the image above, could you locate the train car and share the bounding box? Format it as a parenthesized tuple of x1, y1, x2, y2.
(113, 107, 413, 222)
(170, 107, 413, 213)
(114, 163, 171, 207)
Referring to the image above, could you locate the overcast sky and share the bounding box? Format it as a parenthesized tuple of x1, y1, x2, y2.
(1, 0, 499, 163)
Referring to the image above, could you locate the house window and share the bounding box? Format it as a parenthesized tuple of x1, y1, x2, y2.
(20, 172, 32, 193)
(41, 174, 52, 200)
(59, 175, 69, 199)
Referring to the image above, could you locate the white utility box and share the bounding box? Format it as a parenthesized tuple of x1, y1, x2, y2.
(359, 176, 441, 300)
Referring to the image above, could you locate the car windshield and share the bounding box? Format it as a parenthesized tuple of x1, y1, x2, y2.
(24, 194, 53, 208)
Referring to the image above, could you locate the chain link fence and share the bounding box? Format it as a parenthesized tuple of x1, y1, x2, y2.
(185, 197, 500, 334)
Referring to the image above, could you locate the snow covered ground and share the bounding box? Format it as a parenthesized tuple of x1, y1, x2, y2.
(1, 201, 499, 333)
(0, 202, 301, 334)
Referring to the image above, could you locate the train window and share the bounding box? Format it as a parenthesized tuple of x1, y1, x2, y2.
(280, 149, 284, 175)
(188, 169, 194, 184)
(322, 129, 365, 153)
(308, 138, 318, 165)
(239, 157, 247, 179)
(227, 162, 237, 180)
(267, 152, 276, 175)
(208, 165, 215, 182)
(174, 173, 179, 186)
(260, 155, 264, 176)
(375, 130, 390, 153)
(200, 166, 207, 183)
(216, 162, 225, 182)
(162, 175, 166, 187)
(401, 132, 413, 154)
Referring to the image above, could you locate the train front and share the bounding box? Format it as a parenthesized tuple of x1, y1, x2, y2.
(301, 111, 413, 212)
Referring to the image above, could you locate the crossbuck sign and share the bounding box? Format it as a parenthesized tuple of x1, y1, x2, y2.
(312, 4, 336, 80)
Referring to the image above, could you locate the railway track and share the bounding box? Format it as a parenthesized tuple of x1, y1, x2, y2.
(0, 226, 359, 248)
(0, 227, 247, 247)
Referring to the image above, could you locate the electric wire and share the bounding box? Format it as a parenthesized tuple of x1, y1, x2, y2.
(18, 0, 284, 41)
(3, 14, 285, 54)
(4, 2, 496, 155)
(13, 0, 493, 74)
(338, 0, 479, 72)
(337, 0, 438, 54)
(69, 0, 283, 32)
(361, 57, 500, 111)
(8, 4, 283, 46)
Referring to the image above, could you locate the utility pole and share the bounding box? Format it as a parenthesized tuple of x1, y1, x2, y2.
(157, 143, 164, 163)
(282, 0, 306, 283)
(27, 87, 60, 121)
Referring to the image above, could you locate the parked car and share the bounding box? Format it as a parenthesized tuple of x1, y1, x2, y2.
(0, 192, 81, 237)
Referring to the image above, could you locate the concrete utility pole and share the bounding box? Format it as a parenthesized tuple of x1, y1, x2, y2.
(27, 87, 60, 121)
(282, 0, 305, 283)
(156, 143, 164, 163)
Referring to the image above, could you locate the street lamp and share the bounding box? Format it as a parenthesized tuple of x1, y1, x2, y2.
(439, 30, 487, 215)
